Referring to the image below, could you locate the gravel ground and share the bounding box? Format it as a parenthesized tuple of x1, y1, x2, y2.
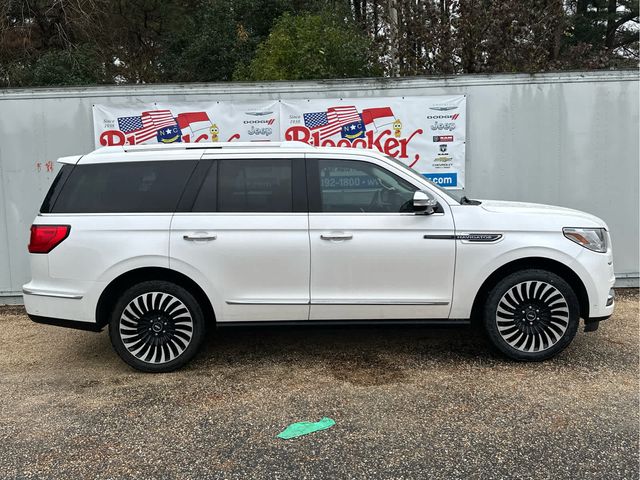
(0, 290, 638, 480)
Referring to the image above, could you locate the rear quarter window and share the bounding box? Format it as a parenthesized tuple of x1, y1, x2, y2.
(40, 164, 73, 213)
(50, 161, 196, 213)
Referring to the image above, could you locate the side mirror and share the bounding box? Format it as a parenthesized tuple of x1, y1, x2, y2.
(413, 190, 438, 215)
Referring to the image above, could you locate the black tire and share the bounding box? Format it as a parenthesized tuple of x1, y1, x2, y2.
(483, 269, 580, 361)
(109, 280, 206, 372)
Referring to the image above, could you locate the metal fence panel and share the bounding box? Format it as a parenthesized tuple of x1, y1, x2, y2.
(0, 70, 638, 301)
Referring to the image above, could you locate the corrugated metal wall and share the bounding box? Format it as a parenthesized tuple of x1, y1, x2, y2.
(1, 70, 638, 302)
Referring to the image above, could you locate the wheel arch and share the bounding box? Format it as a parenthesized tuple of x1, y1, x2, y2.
(470, 257, 590, 323)
(96, 267, 216, 328)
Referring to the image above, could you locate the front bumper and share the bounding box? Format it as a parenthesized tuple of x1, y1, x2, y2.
(584, 288, 614, 332)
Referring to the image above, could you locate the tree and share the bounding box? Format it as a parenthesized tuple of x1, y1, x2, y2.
(567, 0, 639, 68)
(453, 0, 570, 74)
(0, 0, 637, 87)
(359, 0, 637, 75)
(235, 11, 382, 80)
(5, 46, 104, 86)
(0, 0, 108, 86)
(159, 0, 297, 82)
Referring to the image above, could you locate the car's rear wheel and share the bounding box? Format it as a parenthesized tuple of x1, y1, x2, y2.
(109, 280, 205, 372)
(483, 269, 580, 361)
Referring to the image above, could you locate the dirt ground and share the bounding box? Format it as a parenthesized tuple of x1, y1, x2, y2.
(0, 290, 638, 479)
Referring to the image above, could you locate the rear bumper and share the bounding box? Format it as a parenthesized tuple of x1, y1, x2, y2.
(22, 280, 104, 324)
(28, 314, 103, 332)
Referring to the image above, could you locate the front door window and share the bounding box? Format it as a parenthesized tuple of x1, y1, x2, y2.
(314, 159, 417, 213)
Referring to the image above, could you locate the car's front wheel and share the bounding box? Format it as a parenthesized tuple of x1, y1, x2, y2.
(109, 280, 206, 372)
(483, 269, 580, 361)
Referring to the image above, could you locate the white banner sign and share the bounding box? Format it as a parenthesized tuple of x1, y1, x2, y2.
(93, 95, 466, 188)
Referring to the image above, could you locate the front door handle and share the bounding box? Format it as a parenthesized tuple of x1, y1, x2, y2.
(183, 233, 217, 241)
(320, 233, 353, 241)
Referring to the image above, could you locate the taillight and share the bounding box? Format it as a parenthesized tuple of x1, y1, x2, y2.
(28, 225, 70, 253)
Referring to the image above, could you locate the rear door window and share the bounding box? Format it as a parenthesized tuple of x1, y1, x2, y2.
(51, 161, 196, 213)
(192, 159, 294, 213)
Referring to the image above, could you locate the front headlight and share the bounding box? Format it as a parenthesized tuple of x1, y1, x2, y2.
(563, 227, 608, 253)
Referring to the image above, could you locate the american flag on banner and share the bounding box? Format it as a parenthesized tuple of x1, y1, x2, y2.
(117, 110, 177, 144)
(303, 106, 361, 140)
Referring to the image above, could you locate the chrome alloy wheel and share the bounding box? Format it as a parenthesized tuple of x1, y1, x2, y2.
(119, 292, 194, 364)
(495, 281, 569, 353)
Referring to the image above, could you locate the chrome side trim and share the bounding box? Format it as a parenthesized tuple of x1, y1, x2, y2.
(22, 288, 83, 300)
(226, 299, 449, 306)
(423, 235, 456, 240)
(312, 299, 449, 306)
(423, 233, 503, 243)
(226, 299, 309, 305)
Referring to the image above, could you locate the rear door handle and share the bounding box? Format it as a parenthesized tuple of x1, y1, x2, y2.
(320, 233, 353, 241)
(183, 233, 217, 241)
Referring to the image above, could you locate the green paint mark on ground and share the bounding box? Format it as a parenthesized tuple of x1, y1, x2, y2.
(276, 417, 335, 440)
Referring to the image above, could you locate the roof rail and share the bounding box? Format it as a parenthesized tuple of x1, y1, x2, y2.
(120, 141, 314, 153)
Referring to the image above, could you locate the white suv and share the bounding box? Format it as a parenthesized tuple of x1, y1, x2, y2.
(23, 142, 615, 372)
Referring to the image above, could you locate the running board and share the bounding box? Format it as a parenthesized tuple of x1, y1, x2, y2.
(216, 319, 470, 328)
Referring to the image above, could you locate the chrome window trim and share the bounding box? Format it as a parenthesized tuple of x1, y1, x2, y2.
(308, 212, 445, 217)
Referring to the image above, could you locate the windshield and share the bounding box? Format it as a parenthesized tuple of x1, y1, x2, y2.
(384, 155, 464, 203)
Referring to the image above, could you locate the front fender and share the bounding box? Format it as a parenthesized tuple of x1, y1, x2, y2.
(449, 234, 594, 319)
